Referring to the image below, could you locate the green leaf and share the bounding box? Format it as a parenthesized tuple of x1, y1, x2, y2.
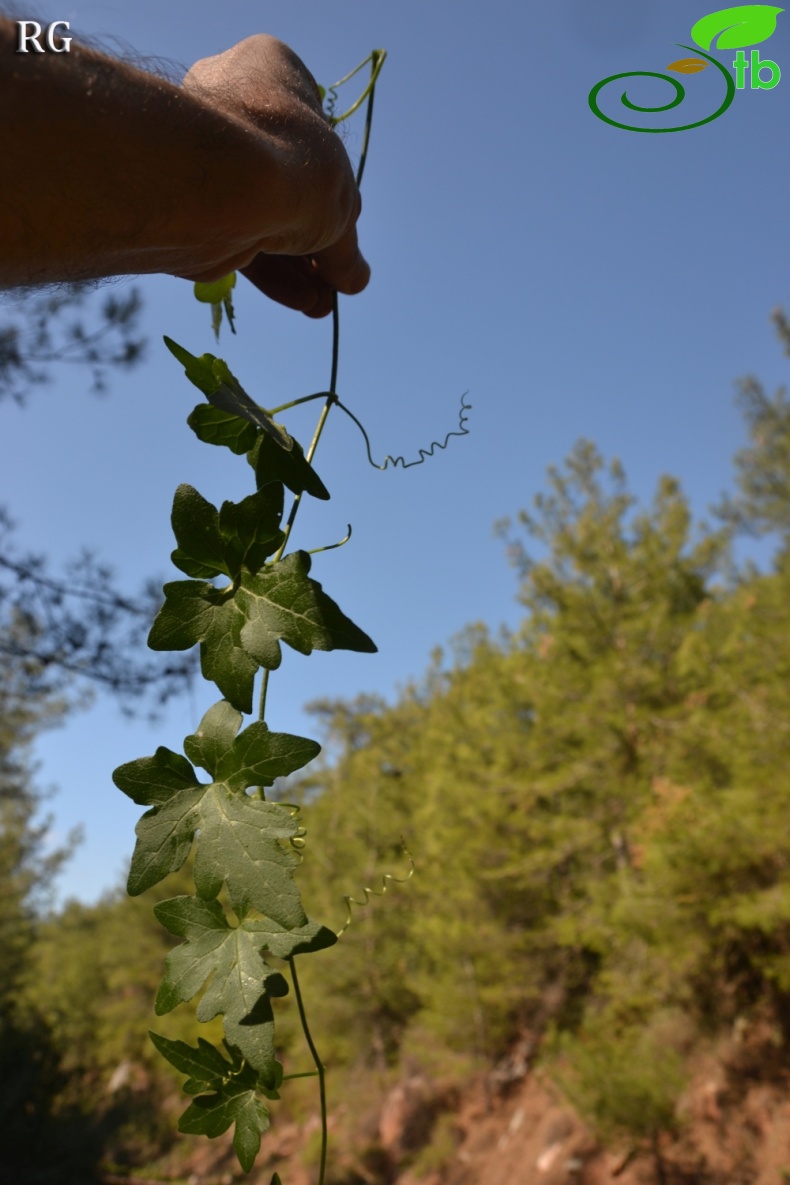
(112, 746, 196, 806)
(169, 483, 285, 581)
(194, 276, 237, 340)
(148, 551, 376, 714)
(188, 403, 258, 456)
(243, 916, 338, 960)
(163, 337, 218, 396)
(186, 403, 330, 499)
(189, 791, 304, 923)
(219, 486, 285, 575)
(238, 550, 377, 666)
(164, 337, 293, 452)
(178, 1080, 270, 1172)
(149, 1032, 232, 1092)
(248, 424, 331, 501)
(112, 705, 317, 923)
(149, 581, 258, 710)
(183, 699, 319, 791)
(153, 895, 288, 1078)
(232, 1092, 270, 1172)
(171, 484, 228, 579)
(691, 5, 783, 49)
(194, 273, 237, 306)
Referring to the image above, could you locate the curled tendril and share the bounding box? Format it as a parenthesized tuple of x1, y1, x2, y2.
(324, 85, 339, 122)
(307, 524, 352, 556)
(336, 840, 415, 937)
(274, 802, 307, 852)
(588, 44, 735, 133)
(322, 50, 387, 129)
(336, 393, 472, 471)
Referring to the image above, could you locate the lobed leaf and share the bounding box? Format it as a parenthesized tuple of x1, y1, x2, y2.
(243, 916, 338, 960)
(218, 485, 285, 575)
(238, 550, 377, 665)
(153, 895, 288, 1079)
(184, 698, 320, 792)
(170, 483, 284, 581)
(232, 1092, 271, 1172)
(187, 404, 330, 499)
(164, 337, 292, 450)
(178, 1080, 270, 1169)
(112, 745, 197, 806)
(149, 551, 376, 714)
(112, 703, 318, 924)
(171, 484, 228, 579)
(148, 1031, 232, 1091)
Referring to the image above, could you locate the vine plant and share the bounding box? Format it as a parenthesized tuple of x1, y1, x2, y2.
(110, 54, 389, 1179)
(113, 52, 465, 1178)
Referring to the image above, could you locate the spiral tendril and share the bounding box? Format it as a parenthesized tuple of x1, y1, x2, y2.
(324, 85, 339, 122)
(336, 393, 471, 471)
(336, 840, 415, 937)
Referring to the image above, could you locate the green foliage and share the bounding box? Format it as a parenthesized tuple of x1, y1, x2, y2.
(114, 701, 319, 922)
(149, 548, 375, 713)
(165, 337, 296, 454)
(150, 1034, 275, 1170)
(114, 55, 388, 1177)
(153, 893, 334, 1078)
(279, 387, 790, 1155)
(113, 342, 362, 1165)
(15, 309, 790, 1174)
(555, 1012, 688, 1141)
(714, 369, 790, 541)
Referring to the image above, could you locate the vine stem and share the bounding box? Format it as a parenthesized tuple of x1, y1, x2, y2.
(269, 49, 377, 572)
(289, 955, 328, 1185)
(261, 56, 382, 1182)
(270, 295, 340, 570)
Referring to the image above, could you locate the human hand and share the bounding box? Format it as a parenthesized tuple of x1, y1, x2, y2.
(181, 35, 370, 318)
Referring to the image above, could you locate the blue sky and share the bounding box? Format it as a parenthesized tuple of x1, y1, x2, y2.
(3, 0, 789, 904)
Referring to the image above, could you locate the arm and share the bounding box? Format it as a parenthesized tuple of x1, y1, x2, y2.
(0, 23, 368, 316)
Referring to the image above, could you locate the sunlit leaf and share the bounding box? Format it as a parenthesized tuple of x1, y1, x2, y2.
(186, 403, 330, 499)
(164, 337, 293, 451)
(187, 403, 258, 456)
(112, 701, 319, 924)
(194, 274, 237, 306)
(169, 482, 285, 581)
(148, 551, 376, 714)
(154, 895, 335, 1080)
(194, 274, 237, 341)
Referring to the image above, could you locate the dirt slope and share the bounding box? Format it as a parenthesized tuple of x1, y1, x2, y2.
(123, 1023, 790, 1185)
